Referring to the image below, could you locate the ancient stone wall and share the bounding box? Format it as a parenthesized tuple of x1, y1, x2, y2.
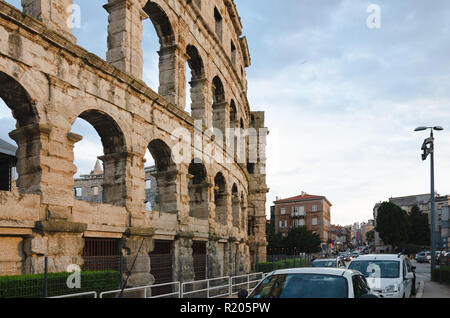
(0, 0, 267, 284)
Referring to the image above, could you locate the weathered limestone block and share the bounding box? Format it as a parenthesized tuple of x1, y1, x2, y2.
(22, 0, 77, 43)
(0, 237, 24, 276)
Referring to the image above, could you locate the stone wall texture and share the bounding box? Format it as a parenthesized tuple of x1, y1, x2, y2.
(0, 0, 268, 284)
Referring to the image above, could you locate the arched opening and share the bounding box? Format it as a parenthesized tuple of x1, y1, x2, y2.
(0, 99, 17, 192)
(231, 184, 240, 228)
(146, 139, 177, 213)
(214, 7, 223, 42)
(214, 172, 227, 225)
(0, 72, 39, 194)
(142, 1, 177, 103)
(186, 45, 206, 119)
(188, 159, 209, 219)
(229, 100, 237, 128)
(70, 110, 126, 206)
(212, 76, 225, 130)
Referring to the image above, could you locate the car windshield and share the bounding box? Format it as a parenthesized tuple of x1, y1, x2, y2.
(348, 260, 400, 279)
(249, 274, 348, 298)
(313, 260, 337, 268)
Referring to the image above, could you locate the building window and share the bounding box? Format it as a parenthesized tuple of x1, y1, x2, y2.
(75, 188, 82, 197)
(280, 208, 286, 215)
(312, 205, 318, 212)
(312, 218, 318, 226)
(146, 179, 151, 189)
(299, 219, 305, 226)
(293, 206, 305, 216)
(279, 220, 287, 228)
(93, 186, 99, 196)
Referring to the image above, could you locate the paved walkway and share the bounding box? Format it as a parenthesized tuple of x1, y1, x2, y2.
(419, 281, 450, 298)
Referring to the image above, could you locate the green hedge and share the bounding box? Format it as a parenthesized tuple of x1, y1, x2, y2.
(431, 266, 450, 285)
(0, 271, 120, 298)
(256, 257, 308, 273)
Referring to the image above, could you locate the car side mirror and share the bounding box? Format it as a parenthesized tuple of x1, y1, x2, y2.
(405, 273, 414, 280)
(238, 289, 249, 299)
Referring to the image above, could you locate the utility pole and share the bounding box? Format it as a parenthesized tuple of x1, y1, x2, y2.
(415, 126, 444, 273)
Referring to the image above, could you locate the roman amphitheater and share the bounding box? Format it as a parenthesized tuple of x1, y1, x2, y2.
(0, 0, 268, 287)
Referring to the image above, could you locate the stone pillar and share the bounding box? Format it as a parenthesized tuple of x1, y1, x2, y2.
(174, 236, 195, 283)
(121, 234, 154, 295)
(99, 152, 130, 206)
(9, 123, 50, 195)
(152, 169, 179, 214)
(212, 101, 229, 132)
(104, 0, 147, 80)
(158, 44, 185, 107)
(22, 0, 76, 43)
(190, 78, 208, 125)
(232, 194, 241, 228)
(206, 240, 222, 279)
(247, 112, 269, 265)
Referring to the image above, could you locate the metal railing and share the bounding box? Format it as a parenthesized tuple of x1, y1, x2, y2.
(92, 272, 264, 299)
(99, 282, 181, 298)
(49, 291, 98, 298)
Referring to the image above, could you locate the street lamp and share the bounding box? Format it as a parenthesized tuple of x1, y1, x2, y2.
(414, 126, 444, 272)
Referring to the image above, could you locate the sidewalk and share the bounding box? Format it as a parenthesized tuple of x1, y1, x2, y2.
(416, 281, 450, 298)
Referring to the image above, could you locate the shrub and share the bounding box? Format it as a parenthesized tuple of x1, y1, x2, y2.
(0, 271, 120, 298)
(431, 266, 450, 285)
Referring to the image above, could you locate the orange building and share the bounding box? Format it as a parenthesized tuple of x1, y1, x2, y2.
(272, 192, 332, 243)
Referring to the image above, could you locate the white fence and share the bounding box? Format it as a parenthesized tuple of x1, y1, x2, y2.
(49, 272, 264, 299)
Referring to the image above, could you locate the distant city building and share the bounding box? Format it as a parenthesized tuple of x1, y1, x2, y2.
(272, 192, 332, 243)
(74, 160, 157, 209)
(373, 193, 450, 251)
(0, 138, 17, 192)
(360, 220, 375, 245)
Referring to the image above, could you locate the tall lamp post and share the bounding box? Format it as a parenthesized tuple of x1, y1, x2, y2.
(414, 126, 444, 272)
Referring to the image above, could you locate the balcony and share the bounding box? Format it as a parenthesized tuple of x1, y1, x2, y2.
(291, 212, 306, 219)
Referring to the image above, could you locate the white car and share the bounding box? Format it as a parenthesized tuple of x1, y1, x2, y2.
(348, 254, 414, 298)
(241, 268, 378, 298)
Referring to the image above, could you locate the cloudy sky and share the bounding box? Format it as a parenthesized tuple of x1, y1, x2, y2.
(2, 1, 450, 226)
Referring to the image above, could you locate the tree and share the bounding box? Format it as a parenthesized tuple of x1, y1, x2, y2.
(266, 222, 283, 250)
(408, 205, 430, 246)
(376, 202, 410, 250)
(366, 230, 375, 245)
(282, 226, 322, 254)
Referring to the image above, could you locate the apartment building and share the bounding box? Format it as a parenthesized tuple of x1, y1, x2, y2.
(272, 192, 332, 243)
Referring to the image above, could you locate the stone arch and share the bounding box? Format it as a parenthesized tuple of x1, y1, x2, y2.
(146, 138, 178, 213)
(143, 1, 178, 104)
(212, 76, 226, 130)
(188, 159, 209, 219)
(186, 44, 207, 120)
(231, 183, 240, 228)
(0, 71, 42, 194)
(71, 109, 127, 206)
(214, 172, 227, 225)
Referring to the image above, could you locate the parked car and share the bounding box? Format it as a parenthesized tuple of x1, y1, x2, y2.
(439, 251, 450, 266)
(239, 268, 378, 298)
(350, 251, 360, 261)
(348, 254, 415, 298)
(312, 258, 347, 269)
(415, 251, 431, 263)
(436, 251, 449, 265)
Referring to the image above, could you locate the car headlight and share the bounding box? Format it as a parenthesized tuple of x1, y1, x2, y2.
(383, 284, 400, 293)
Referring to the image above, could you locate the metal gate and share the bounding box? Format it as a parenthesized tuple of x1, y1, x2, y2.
(82, 238, 120, 271)
(150, 240, 173, 296)
(193, 241, 207, 281)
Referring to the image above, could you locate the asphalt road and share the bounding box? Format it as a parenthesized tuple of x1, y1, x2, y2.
(411, 259, 431, 284)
